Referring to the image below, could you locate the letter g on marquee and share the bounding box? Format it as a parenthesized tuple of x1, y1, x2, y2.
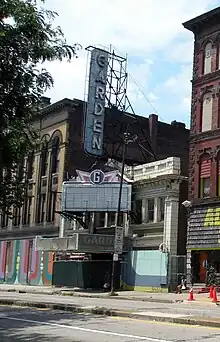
(90, 169, 105, 185)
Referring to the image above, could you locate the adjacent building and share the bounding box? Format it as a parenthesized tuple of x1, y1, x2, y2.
(183, 6, 220, 284)
(0, 97, 189, 288)
(123, 157, 187, 291)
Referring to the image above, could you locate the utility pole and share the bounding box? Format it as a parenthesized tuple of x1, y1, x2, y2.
(109, 131, 137, 296)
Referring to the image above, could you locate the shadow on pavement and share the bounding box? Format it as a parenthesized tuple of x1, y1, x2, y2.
(0, 306, 108, 341)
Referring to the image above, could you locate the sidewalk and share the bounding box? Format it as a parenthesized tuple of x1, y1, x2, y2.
(0, 289, 220, 329)
(0, 283, 215, 304)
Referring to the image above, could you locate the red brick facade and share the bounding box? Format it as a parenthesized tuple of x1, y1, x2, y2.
(183, 8, 220, 284)
(184, 8, 220, 201)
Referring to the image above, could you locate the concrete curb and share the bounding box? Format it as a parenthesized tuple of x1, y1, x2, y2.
(0, 298, 220, 329)
(2, 288, 184, 304)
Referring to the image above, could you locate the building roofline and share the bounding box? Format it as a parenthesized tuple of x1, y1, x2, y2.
(40, 98, 78, 117)
(38, 97, 189, 131)
(182, 6, 220, 33)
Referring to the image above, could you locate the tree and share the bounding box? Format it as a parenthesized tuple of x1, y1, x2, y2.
(0, 0, 81, 216)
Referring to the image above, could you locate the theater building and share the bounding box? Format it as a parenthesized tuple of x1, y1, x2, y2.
(0, 97, 189, 287)
(183, 6, 220, 284)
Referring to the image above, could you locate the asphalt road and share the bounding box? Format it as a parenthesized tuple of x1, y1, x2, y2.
(1, 306, 220, 342)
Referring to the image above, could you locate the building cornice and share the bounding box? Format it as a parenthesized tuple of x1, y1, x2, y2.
(134, 174, 187, 189)
(39, 98, 82, 119)
(183, 7, 220, 33)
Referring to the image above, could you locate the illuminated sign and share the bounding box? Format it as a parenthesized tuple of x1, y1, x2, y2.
(84, 48, 109, 156)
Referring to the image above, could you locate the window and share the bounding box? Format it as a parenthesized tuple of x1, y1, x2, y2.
(201, 93, 212, 132)
(27, 152, 35, 179)
(12, 207, 21, 226)
(160, 198, 165, 221)
(204, 43, 212, 74)
(108, 212, 116, 226)
(147, 199, 154, 222)
(199, 157, 211, 198)
(36, 194, 46, 223)
(1, 214, 9, 228)
(134, 199, 142, 223)
(22, 197, 32, 225)
(217, 155, 220, 196)
(40, 143, 49, 177)
(51, 136, 60, 174)
(218, 42, 220, 70)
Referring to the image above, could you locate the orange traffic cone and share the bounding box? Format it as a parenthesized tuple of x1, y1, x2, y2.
(212, 287, 218, 303)
(188, 288, 195, 301)
(209, 286, 213, 299)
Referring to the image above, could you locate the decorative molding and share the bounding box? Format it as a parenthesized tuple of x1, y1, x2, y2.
(196, 148, 213, 163)
(192, 69, 220, 86)
(191, 127, 220, 143)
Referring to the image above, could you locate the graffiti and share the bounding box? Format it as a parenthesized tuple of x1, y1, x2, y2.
(0, 239, 54, 285)
(204, 208, 220, 227)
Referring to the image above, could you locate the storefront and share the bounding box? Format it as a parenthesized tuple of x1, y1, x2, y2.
(187, 204, 220, 284)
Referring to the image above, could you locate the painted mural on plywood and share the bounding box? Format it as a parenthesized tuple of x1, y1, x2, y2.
(0, 240, 54, 285)
(122, 250, 168, 292)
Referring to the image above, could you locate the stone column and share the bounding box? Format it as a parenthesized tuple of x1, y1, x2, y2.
(163, 196, 179, 289)
(104, 213, 108, 228)
(123, 212, 131, 237)
(154, 197, 160, 223)
(141, 198, 147, 223)
(90, 213, 95, 234)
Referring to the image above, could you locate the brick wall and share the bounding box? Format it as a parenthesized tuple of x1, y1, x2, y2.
(65, 101, 189, 178)
(188, 20, 220, 200)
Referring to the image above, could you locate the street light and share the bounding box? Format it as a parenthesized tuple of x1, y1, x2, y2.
(109, 131, 137, 296)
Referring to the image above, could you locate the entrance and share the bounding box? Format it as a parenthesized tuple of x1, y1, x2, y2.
(191, 250, 220, 284)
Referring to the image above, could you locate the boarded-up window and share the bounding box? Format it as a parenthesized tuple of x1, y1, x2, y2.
(204, 43, 212, 74)
(199, 158, 211, 198)
(201, 93, 212, 132)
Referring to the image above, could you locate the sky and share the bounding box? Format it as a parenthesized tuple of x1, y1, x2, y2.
(42, 0, 220, 128)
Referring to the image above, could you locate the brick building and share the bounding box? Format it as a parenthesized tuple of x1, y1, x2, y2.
(0, 97, 189, 286)
(183, 6, 220, 284)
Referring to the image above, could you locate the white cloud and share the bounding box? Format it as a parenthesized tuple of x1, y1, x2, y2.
(148, 92, 159, 102)
(165, 64, 192, 93)
(42, 0, 218, 122)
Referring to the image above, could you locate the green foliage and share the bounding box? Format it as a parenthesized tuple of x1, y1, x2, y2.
(0, 0, 81, 215)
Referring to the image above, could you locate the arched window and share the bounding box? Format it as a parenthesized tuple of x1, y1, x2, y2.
(40, 141, 49, 177)
(216, 153, 220, 196)
(199, 155, 211, 198)
(217, 39, 220, 70)
(51, 136, 60, 174)
(27, 151, 35, 179)
(203, 43, 212, 74)
(201, 93, 213, 132)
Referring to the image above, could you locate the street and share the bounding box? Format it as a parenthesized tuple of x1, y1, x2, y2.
(0, 291, 220, 320)
(1, 305, 220, 342)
